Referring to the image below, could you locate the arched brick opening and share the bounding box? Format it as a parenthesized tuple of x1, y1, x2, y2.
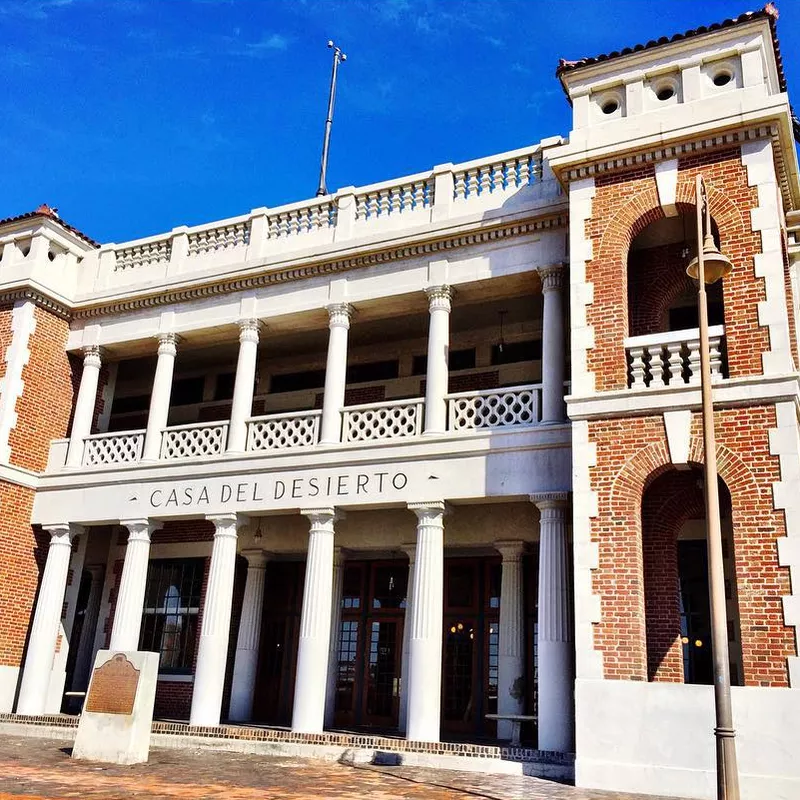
(641, 467, 742, 684)
(589, 150, 767, 391)
(599, 434, 763, 682)
(627, 207, 724, 338)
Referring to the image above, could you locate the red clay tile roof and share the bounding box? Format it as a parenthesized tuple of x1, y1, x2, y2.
(0, 204, 98, 248)
(556, 5, 787, 94)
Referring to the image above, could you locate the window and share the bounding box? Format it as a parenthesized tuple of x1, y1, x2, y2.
(139, 558, 204, 674)
(346, 360, 399, 384)
(214, 372, 236, 401)
(490, 339, 542, 365)
(412, 348, 477, 375)
(171, 376, 205, 406)
(271, 369, 326, 394)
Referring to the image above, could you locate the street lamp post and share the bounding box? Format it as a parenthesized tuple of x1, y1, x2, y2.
(686, 174, 740, 800)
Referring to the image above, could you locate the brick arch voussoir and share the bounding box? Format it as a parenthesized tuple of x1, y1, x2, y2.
(610, 435, 758, 517)
(673, 180, 750, 249)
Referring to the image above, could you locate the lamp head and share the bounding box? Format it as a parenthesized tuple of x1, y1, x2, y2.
(686, 231, 733, 284)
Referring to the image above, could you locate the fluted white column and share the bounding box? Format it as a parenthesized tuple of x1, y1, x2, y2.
(17, 524, 81, 715)
(398, 542, 416, 734)
(228, 548, 268, 722)
(423, 287, 452, 434)
(532, 493, 572, 752)
(109, 520, 159, 652)
(227, 319, 261, 453)
(406, 502, 445, 742)
(66, 346, 102, 467)
(142, 332, 179, 461)
(495, 540, 526, 741)
(292, 508, 337, 733)
(539, 265, 565, 424)
(324, 547, 345, 728)
(320, 304, 353, 444)
(190, 514, 240, 727)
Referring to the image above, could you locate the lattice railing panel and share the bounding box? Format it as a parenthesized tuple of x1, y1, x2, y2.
(447, 386, 539, 431)
(187, 221, 250, 257)
(342, 399, 424, 442)
(83, 431, 145, 466)
(246, 411, 321, 451)
(160, 422, 228, 460)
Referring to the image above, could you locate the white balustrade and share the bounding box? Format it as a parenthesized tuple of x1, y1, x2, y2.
(114, 237, 171, 271)
(453, 148, 541, 201)
(82, 430, 145, 466)
(268, 200, 336, 237)
(160, 421, 229, 459)
(246, 410, 321, 451)
(342, 398, 424, 442)
(447, 385, 540, 431)
(187, 221, 250, 257)
(624, 326, 726, 389)
(355, 178, 434, 220)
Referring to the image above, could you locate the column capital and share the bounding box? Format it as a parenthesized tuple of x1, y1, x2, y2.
(494, 539, 526, 561)
(425, 285, 453, 312)
(238, 318, 262, 344)
(81, 344, 103, 368)
(240, 548, 269, 569)
(530, 492, 569, 512)
(301, 507, 340, 532)
(408, 500, 447, 526)
(120, 519, 161, 543)
(42, 522, 82, 546)
(206, 513, 240, 538)
(326, 303, 354, 329)
(155, 331, 180, 356)
(538, 264, 565, 293)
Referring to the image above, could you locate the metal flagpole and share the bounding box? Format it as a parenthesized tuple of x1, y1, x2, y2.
(316, 40, 346, 197)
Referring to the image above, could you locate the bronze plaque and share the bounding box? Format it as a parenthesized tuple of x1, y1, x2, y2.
(85, 653, 140, 715)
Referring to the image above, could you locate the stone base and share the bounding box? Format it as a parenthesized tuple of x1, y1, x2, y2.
(72, 651, 159, 765)
(0, 666, 19, 713)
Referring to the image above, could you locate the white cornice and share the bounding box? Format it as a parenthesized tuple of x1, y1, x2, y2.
(0, 462, 41, 490)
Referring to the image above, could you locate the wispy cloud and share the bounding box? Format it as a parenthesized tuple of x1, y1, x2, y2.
(243, 33, 291, 56)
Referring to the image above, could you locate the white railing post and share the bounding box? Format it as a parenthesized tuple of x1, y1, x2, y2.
(168, 226, 189, 275)
(227, 319, 261, 453)
(628, 345, 648, 388)
(66, 345, 103, 468)
(685, 336, 702, 385)
(709, 328, 724, 382)
(663, 341, 680, 386)
(246, 208, 269, 260)
(333, 187, 356, 241)
(431, 164, 454, 222)
(142, 332, 179, 461)
(648, 346, 667, 388)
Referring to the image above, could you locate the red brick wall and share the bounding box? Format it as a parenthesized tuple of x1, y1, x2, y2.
(0, 484, 47, 669)
(8, 306, 75, 472)
(587, 148, 767, 391)
(589, 405, 793, 686)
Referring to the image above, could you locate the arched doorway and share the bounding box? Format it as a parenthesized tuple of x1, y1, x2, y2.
(641, 467, 743, 685)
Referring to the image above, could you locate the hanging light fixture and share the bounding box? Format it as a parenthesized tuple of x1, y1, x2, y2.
(497, 310, 508, 355)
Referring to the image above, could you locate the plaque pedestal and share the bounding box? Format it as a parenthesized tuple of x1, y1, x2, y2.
(72, 650, 159, 765)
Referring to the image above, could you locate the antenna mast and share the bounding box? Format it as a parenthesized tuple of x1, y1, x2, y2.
(316, 41, 346, 197)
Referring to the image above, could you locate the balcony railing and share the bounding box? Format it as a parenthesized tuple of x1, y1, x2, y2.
(246, 410, 321, 451)
(160, 421, 229, 460)
(342, 398, 424, 443)
(83, 429, 145, 465)
(625, 326, 726, 389)
(446, 385, 540, 431)
(86, 144, 554, 295)
(74, 385, 546, 468)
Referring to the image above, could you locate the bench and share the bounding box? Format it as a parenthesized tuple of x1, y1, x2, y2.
(484, 713, 536, 746)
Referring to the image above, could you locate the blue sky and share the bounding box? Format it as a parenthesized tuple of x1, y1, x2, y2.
(1, 0, 798, 243)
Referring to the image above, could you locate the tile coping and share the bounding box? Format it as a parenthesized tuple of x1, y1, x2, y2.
(0, 714, 574, 765)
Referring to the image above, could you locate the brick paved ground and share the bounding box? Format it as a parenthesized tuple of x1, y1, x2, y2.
(0, 735, 689, 800)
